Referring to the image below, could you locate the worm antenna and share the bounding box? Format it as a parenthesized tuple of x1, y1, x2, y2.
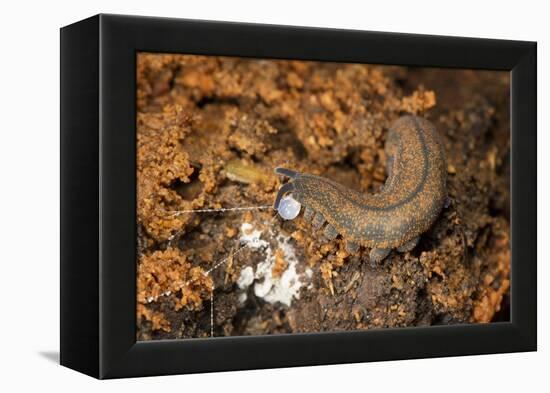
(275, 167, 299, 179)
(274, 182, 295, 209)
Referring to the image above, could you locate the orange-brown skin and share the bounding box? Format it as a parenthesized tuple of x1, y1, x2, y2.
(274, 116, 447, 249)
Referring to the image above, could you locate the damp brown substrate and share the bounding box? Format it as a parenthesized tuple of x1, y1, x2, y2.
(136, 54, 510, 340)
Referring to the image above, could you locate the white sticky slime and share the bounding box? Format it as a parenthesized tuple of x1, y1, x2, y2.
(237, 222, 309, 306)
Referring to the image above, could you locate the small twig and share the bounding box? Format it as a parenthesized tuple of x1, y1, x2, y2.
(343, 271, 362, 293)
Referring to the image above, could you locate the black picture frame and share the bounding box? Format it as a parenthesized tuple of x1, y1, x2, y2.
(60, 14, 537, 379)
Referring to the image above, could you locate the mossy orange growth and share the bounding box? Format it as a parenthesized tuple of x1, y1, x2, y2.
(400, 89, 436, 114)
(472, 230, 511, 323)
(271, 248, 288, 278)
(137, 104, 221, 243)
(137, 248, 212, 331)
(136, 304, 171, 332)
(137, 105, 194, 242)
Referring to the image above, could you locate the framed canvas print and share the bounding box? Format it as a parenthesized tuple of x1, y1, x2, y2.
(60, 14, 536, 379)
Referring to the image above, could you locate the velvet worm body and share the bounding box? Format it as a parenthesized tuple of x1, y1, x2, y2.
(274, 115, 447, 261)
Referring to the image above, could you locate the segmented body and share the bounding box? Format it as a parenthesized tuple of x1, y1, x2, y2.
(274, 115, 447, 251)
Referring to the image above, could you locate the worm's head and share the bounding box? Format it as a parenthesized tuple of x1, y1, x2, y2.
(274, 181, 296, 210)
(274, 167, 301, 220)
(274, 167, 299, 209)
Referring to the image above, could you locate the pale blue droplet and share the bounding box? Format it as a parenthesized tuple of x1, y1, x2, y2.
(277, 194, 301, 220)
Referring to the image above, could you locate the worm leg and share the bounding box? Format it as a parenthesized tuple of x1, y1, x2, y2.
(303, 207, 315, 221)
(346, 241, 359, 254)
(312, 212, 325, 230)
(370, 248, 391, 263)
(323, 224, 338, 240)
(397, 236, 419, 253)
